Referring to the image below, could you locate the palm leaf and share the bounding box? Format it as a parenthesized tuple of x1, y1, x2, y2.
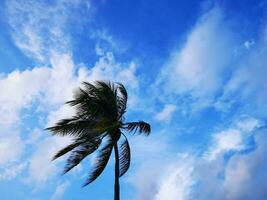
(116, 83, 128, 119)
(45, 118, 98, 137)
(66, 87, 105, 120)
(63, 138, 101, 174)
(94, 81, 119, 120)
(82, 136, 113, 186)
(119, 136, 131, 177)
(52, 141, 82, 161)
(124, 121, 151, 135)
(66, 88, 90, 106)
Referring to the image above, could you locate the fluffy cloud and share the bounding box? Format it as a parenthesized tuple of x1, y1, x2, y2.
(157, 7, 236, 113)
(154, 155, 194, 200)
(27, 135, 71, 184)
(127, 133, 174, 200)
(193, 128, 267, 200)
(130, 116, 266, 200)
(205, 116, 263, 160)
(223, 132, 267, 200)
(0, 50, 140, 185)
(0, 134, 25, 165)
(0, 126, 26, 179)
(0, 67, 49, 126)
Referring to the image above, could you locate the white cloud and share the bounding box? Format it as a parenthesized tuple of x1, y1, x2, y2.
(216, 38, 267, 116)
(0, 135, 24, 165)
(24, 52, 140, 185)
(0, 50, 140, 186)
(244, 40, 255, 49)
(6, 0, 88, 62)
(0, 162, 27, 180)
(193, 128, 267, 200)
(27, 135, 71, 185)
(155, 7, 267, 119)
(212, 19, 267, 117)
(0, 67, 49, 126)
(0, 126, 25, 180)
(130, 116, 265, 200)
(128, 130, 198, 200)
(41, 53, 79, 106)
(205, 116, 263, 161)
(86, 52, 139, 88)
(222, 131, 267, 200)
(50, 181, 70, 200)
(137, 12, 267, 199)
(206, 129, 244, 160)
(129, 151, 194, 200)
(0, 125, 25, 178)
(127, 132, 174, 200)
(155, 155, 194, 200)
(157, 7, 236, 113)
(155, 104, 176, 122)
(235, 116, 263, 132)
(92, 29, 126, 55)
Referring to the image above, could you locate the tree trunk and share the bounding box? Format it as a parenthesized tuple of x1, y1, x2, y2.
(114, 142, 120, 200)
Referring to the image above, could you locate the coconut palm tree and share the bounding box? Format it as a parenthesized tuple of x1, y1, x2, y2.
(46, 81, 151, 200)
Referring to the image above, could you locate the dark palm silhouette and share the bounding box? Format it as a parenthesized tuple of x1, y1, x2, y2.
(46, 81, 151, 200)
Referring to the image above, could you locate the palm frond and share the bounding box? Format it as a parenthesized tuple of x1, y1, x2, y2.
(82, 136, 113, 186)
(66, 88, 90, 106)
(119, 135, 131, 177)
(45, 118, 98, 137)
(124, 121, 151, 135)
(77, 81, 119, 121)
(65, 81, 127, 122)
(94, 81, 118, 120)
(63, 138, 101, 174)
(52, 141, 82, 161)
(116, 83, 127, 119)
(66, 87, 104, 119)
(81, 82, 98, 97)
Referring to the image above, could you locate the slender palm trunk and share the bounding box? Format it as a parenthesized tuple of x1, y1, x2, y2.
(114, 142, 120, 200)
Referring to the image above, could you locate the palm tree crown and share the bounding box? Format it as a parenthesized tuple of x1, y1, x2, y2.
(46, 81, 151, 199)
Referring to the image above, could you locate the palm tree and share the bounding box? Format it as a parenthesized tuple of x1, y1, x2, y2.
(46, 81, 151, 200)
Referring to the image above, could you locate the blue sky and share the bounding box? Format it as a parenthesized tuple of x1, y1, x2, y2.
(0, 0, 267, 199)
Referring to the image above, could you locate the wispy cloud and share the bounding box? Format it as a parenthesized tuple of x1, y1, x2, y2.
(157, 7, 237, 113)
(0, 162, 27, 180)
(216, 27, 267, 116)
(7, 0, 89, 62)
(155, 104, 176, 123)
(50, 181, 70, 200)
